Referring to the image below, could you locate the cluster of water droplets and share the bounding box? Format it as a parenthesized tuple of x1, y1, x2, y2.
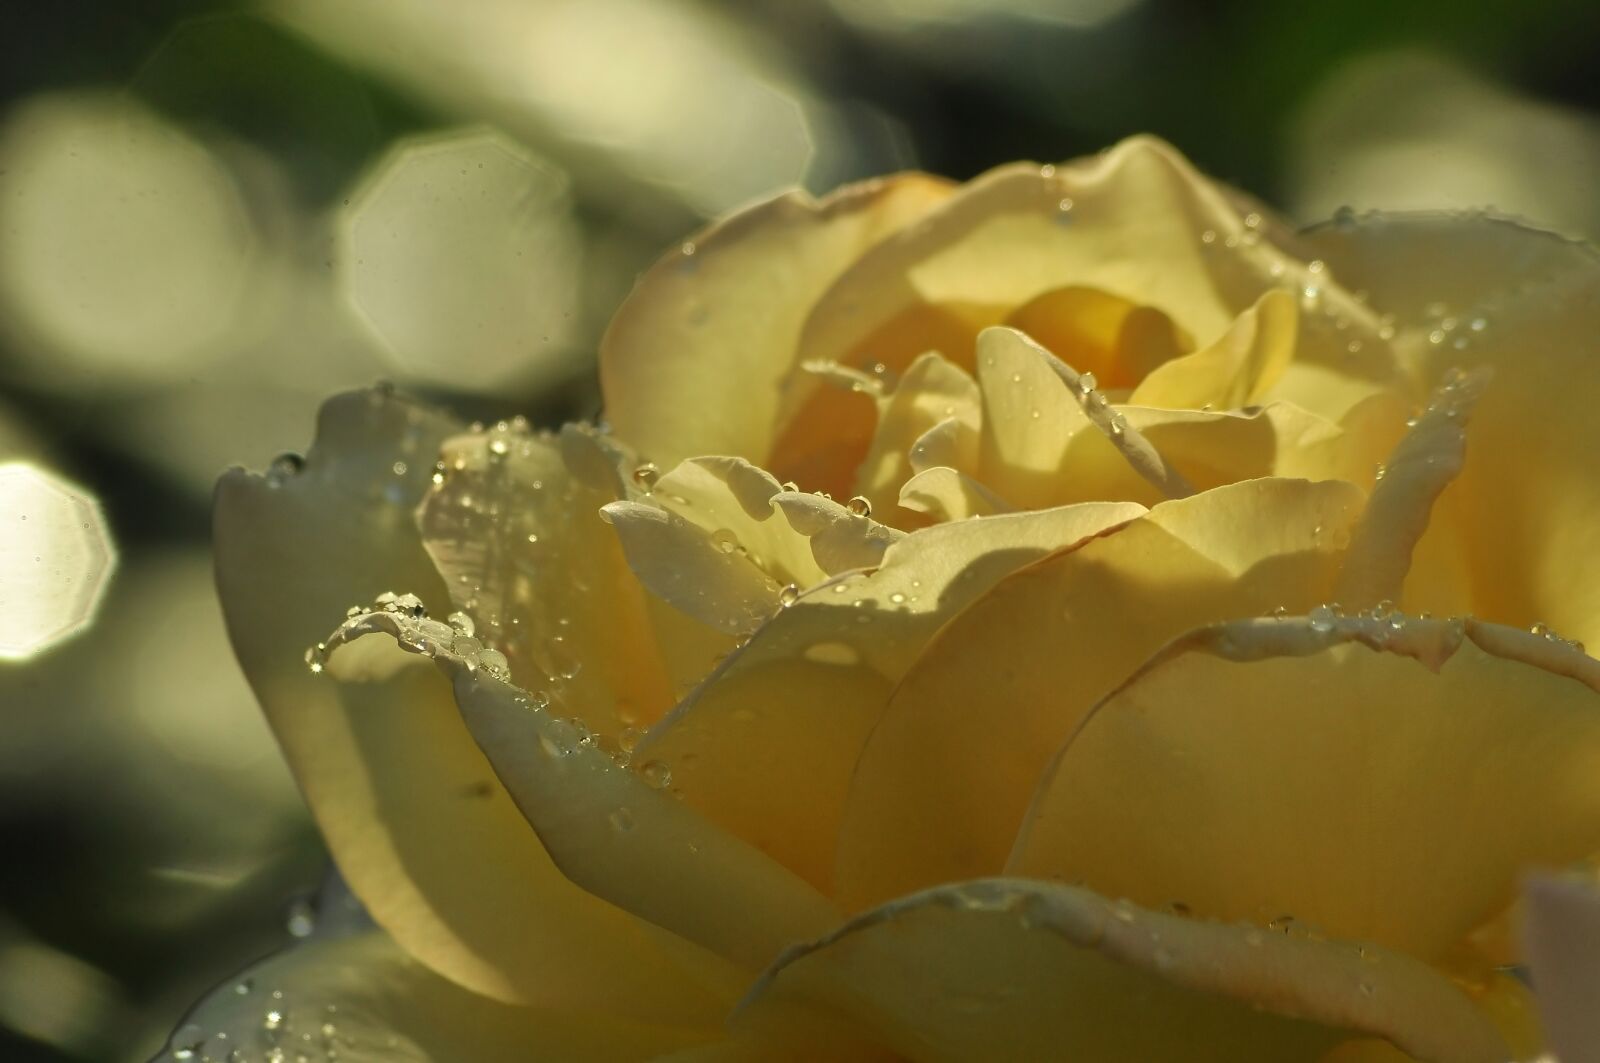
(304, 590, 512, 682)
(163, 982, 376, 1063)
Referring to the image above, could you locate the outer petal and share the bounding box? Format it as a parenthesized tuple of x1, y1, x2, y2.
(1010, 614, 1600, 966)
(1523, 872, 1600, 1062)
(731, 880, 1508, 1063)
(631, 501, 1144, 892)
(158, 930, 718, 1062)
(420, 422, 689, 736)
(321, 610, 843, 973)
(1302, 212, 1600, 649)
(600, 173, 954, 469)
(835, 477, 1365, 910)
(214, 390, 739, 1016)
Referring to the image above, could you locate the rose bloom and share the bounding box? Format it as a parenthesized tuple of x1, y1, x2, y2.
(173, 137, 1600, 1062)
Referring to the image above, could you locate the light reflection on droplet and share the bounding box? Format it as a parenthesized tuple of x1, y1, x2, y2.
(0, 463, 116, 661)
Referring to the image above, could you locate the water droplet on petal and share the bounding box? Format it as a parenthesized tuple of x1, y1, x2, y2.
(846, 495, 872, 517)
(631, 463, 659, 490)
(778, 583, 800, 607)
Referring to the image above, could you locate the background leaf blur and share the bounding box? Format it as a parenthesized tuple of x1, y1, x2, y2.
(1, 0, 1598, 1058)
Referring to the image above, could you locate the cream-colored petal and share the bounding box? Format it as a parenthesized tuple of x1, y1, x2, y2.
(769, 491, 904, 576)
(1303, 211, 1600, 648)
(602, 500, 783, 635)
(160, 931, 714, 1062)
(1131, 288, 1297, 409)
(898, 466, 1010, 522)
(854, 353, 980, 522)
(732, 880, 1508, 1063)
(323, 610, 842, 973)
(786, 136, 1397, 443)
(906, 416, 979, 475)
(1010, 614, 1600, 966)
(419, 422, 691, 738)
(1333, 367, 1489, 610)
(633, 502, 1143, 891)
(835, 478, 1365, 911)
(974, 325, 1194, 507)
(1523, 872, 1600, 1062)
(601, 173, 953, 469)
(214, 390, 739, 1015)
(650, 457, 828, 589)
(973, 324, 1090, 506)
(1003, 283, 1191, 390)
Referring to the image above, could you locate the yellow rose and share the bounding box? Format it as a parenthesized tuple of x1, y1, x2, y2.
(175, 137, 1600, 1061)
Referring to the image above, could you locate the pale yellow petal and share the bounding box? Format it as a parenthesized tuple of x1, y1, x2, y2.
(1523, 872, 1600, 1062)
(323, 610, 842, 973)
(1333, 367, 1489, 609)
(651, 456, 829, 588)
(897, 466, 1010, 522)
(769, 491, 905, 575)
(1303, 212, 1600, 648)
(835, 478, 1365, 911)
(420, 422, 687, 737)
(1010, 614, 1600, 966)
(973, 324, 1091, 506)
(854, 352, 980, 522)
(601, 500, 783, 635)
(214, 390, 740, 1015)
(1131, 288, 1297, 409)
(1003, 283, 1190, 389)
(633, 501, 1143, 891)
(733, 880, 1508, 1063)
(161, 931, 714, 1062)
(787, 135, 1397, 440)
(601, 173, 954, 469)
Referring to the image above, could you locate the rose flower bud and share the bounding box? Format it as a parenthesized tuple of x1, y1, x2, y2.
(172, 137, 1600, 1062)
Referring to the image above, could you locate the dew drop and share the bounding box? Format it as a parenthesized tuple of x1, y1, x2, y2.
(631, 463, 660, 490)
(304, 644, 327, 675)
(638, 759, 672, 789)
(447, 611, 476, 637)
(710, 528, 739, 554)
(778, 583, 801, 607)
(1308, 605, 1337, 633)
(285, 898, 315, 938)
(1530, 621, 1550, 637)
(846, 495, 872, 518)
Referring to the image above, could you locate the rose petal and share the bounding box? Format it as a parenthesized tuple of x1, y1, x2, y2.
(1003, 284, 1191, 389)
(323, 611, 843, 973)
(853, 353, 980, 523)
(1303, 211, 1600, 649)
(783, 135, 1397, 448)
(1523, 872, 1600, 1062)
(600, 173, 953, 469)
(650, 457, 829, 588)
(215, 389, 739, 1015)
(897, 466, 1010, 522)
(601, 500, 784, 635)
(633, 501, 1144, 891)
(1009, 614, 1600, 966)
(158, 930, 715, 1063)
(769, 491, 904, 575)
(1333, 367, 1490, 610)
(732, 880, 1508, 1063)
(835, 477, 1364, 911)
(1131, 288, 1297, 410)
(420, 423, 695, 736)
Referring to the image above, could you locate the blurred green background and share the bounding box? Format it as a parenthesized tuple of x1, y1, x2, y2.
(1, 0, 1598, 1058)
